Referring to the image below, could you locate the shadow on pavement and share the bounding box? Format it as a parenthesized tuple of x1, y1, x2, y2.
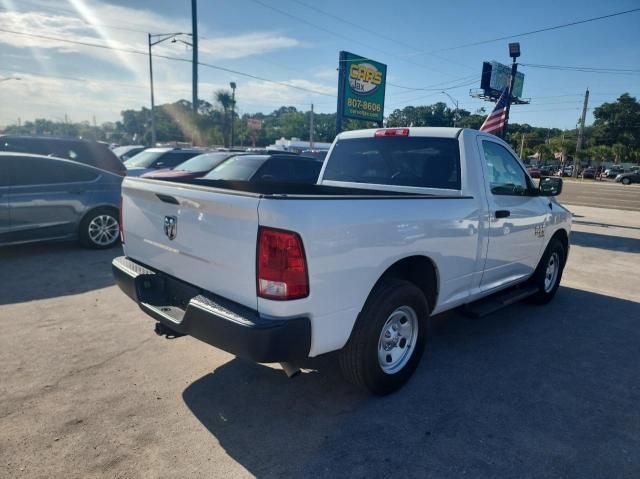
(183, 286, 640, 478)
(570, 230, 640, 253)
(0, 241, 121, 305)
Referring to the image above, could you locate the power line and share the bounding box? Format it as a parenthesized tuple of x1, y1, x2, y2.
(0, 27, 336, 97)
(284, 0, 474, 72)
(404, 7, 640, 57)
(247, 0, 461, 80)
(522, 63, 640, 75)
(389, 76, 479, 92)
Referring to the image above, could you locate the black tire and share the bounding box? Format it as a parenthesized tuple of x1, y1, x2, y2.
(79, 207, 120, 249)
(339, 279, 430, 395)
(622, 177, 631, 185)
(528, 238, 566, 304)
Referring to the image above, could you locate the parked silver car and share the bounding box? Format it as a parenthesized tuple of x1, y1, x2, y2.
(0, 153, 122, 248)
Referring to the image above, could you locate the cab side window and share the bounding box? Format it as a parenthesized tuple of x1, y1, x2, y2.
(481, 141, 529, 196)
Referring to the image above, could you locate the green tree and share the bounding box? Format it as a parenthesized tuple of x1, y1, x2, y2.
(215, 90, 234, 147)
(592, 93, 640, 161)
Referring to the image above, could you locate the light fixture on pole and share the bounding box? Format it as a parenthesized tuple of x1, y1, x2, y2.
(147, 32, 192, 145)
(502, 42, 521, 139)
(229, 82, 237, 148)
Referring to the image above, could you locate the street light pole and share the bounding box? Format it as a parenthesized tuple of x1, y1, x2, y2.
(503, 42, 521, 139)
(229, 82, 236, 148)
(147, 33, 156, 146)
(191, 0, 198, 113)
(147, 32, 192, 146)
(441, 91, 459, 127)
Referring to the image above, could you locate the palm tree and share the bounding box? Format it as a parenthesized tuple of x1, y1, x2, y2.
(215, 90, 233, 147)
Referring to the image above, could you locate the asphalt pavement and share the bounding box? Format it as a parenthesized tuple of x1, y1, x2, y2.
(558, 179, 640, 211)
(1, 205, 639, 478)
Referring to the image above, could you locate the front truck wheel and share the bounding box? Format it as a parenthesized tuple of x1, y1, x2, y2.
(529, 238, 566, 304)
(339, 279, 430, 395)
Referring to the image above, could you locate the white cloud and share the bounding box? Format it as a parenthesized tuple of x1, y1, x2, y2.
(0, 0, 332, 124)
(0, 73, 336, 126)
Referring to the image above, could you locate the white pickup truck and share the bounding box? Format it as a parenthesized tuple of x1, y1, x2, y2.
(113, 127, 571, 395)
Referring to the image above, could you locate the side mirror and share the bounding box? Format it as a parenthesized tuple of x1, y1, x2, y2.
(539, 176, 563, 196)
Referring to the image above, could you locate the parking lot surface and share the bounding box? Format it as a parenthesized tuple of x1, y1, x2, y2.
(1, 204, 639, 478)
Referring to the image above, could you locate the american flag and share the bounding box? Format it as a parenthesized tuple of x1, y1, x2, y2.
(480, 88, 509, 135)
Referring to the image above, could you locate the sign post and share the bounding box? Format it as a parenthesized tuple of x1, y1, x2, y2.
(246, 118, 262, 147)
(336, 51, 387, 135)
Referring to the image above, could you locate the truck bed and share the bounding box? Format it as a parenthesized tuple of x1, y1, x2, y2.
(146, 177, 470, 199)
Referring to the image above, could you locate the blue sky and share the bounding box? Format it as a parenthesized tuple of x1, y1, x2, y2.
(1, 0, 638, 129)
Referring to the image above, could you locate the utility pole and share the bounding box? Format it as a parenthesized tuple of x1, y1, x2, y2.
(148, 33, 156, 145)
(519, 133, 525, 159)
(191, 0, 198, 113)
(310, 103, 314, 148)
(574, 88, 590, 178)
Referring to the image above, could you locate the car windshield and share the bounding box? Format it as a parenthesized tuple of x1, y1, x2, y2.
(175, 152, 235, 173)
(126, 150, 166, 168)
(202, 155, 268, 181)
(113, 146, 138, 157)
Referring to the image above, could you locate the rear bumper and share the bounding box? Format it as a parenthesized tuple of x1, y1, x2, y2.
(112, 256, 311, 363)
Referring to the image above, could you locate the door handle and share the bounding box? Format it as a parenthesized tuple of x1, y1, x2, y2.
(495, 210, 511, 219)
(67, 189, 85, 194)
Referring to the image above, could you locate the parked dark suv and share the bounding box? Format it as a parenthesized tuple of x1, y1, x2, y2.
(0, 153, 122, 248)
(0, 135, 126, 176)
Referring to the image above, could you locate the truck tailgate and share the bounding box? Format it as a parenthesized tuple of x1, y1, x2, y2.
(121, 178, 260, 310)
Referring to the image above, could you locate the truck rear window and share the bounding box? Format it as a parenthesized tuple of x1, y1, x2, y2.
(323, 137, 461, 190)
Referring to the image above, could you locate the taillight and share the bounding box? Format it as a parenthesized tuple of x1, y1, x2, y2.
(374, 128, 409, 137)
(257, 227, 309, 300)
(118, 197, 124, 243)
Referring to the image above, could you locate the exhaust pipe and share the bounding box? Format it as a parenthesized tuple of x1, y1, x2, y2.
(280, 362, 301, 378)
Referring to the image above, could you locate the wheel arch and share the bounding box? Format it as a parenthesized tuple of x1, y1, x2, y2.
(549, 228, 569, 267)
(369, 255, 439, 313)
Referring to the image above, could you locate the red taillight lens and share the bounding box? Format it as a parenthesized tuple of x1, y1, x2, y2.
(374, 128, 409, 137)
(118, 197, 124, 243)
(257, 227, 309, 300)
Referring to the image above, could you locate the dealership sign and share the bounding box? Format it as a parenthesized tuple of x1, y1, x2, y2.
(337, 51, 387, 126)
(481, 61, 525, 99)
(246, 118, 263, 130)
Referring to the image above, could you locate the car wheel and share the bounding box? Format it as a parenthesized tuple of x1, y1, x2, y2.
(529, 238, 565, 304)
(622, 177, 631, 185)
(339, 278, 429, 395)
(79, 207, 120, 249)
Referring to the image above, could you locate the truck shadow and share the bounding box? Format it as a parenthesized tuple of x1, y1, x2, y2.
(182, 286, 640, 478)
(570, 230, 640, 253)
(0, 242, 121, 305)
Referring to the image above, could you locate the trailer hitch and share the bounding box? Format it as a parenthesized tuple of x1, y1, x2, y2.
(154, 322, 186, 339)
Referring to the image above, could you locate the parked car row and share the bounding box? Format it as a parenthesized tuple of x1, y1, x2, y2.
(1, 136, 328, 249)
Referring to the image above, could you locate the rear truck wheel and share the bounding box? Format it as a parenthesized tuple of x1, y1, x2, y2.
(622, 177, 631, 185)
(79, 207, 120, 249)
(339, 279, 429, 395)
(528, 238, 566, 304)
